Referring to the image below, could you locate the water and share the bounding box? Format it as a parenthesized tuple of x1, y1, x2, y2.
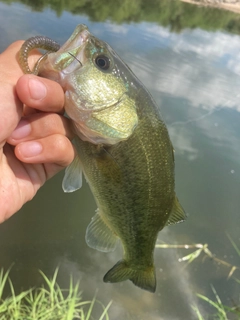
(0, 1, 240, 319)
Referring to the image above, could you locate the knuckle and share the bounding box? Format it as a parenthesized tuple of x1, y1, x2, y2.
(49, 135, 74, 166)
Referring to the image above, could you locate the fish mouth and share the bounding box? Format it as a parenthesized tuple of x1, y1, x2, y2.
(59, 24, 90, 53)
(47, 25, 90, 76)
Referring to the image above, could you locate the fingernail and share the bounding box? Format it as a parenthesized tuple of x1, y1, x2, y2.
(28, 78, 47, 100)
(18, 141, 43, 157)
(11, 119, 31, 139)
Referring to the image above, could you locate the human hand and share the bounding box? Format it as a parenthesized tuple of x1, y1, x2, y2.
(0, 41, 75, 222)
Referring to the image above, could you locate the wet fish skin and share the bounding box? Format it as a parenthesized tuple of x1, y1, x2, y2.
(18, 25, 185, 293)
(74, 89, 179, 293)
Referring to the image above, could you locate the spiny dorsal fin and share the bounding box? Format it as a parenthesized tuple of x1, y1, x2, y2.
(167, 196, 186, 226)
(85, 210, 118, 252)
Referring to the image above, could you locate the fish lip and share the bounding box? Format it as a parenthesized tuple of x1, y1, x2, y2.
(58, 24, 90, 52)
(68, 27, 89, 50)
(56, 28, 90, 77)
(79, 28, 89, 44)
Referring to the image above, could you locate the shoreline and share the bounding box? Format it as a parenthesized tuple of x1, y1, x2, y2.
(181, 0, 240, 14)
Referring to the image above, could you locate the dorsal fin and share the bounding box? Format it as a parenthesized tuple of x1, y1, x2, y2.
(167, 196, 186, 226)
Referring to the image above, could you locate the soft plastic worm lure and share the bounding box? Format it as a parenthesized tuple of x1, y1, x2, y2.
(19, 36, 60, 74)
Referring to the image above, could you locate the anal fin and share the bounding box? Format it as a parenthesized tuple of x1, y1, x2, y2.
(85, 210, 118, 252)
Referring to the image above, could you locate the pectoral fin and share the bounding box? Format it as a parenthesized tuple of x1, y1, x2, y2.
(85, 210, 118, 252)
(62, 155, 82, 193)
(167, 196, 186, 225)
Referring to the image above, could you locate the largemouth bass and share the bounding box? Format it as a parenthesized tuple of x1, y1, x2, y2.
(19, 25, 186, 293)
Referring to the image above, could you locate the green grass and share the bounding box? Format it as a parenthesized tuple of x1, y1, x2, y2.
(0, 268, 111, 320)
(1, 234, 239, 319)
(194, 234, 240, 320)
(193, 283, 240, 320)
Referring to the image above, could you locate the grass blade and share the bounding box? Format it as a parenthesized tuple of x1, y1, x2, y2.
(226, 233, 240, 257)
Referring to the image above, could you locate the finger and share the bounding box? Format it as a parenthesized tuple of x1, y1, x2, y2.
(7, 113, 75, 145)
(16, 74, 65, 114)
(0, 82, 22, 146)
(14, 134, 75, 168)
(0, 42, 25, 143)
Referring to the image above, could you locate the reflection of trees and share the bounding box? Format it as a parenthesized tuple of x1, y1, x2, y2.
(2, 0, 240, 33)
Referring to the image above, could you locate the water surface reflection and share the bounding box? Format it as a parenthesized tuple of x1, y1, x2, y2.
(0, 1, 240, 319)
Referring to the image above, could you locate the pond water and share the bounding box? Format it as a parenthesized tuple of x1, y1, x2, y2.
(0, 0, 240, 319)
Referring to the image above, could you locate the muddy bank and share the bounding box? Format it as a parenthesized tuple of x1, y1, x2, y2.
(181, 0, 240, 13)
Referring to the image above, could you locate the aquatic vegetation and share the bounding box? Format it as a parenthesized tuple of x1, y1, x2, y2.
(0, 268, 111, 320)
(194, 235, 240, 319)
(157, 235, 240, 319)
(156, 236, 239, 278)
(193, 283, 240, 320)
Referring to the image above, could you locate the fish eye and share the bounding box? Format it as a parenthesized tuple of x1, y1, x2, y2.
(95, 55, 110, 70)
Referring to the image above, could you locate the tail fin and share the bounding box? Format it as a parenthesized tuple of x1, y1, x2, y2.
(103, 260, 156, 293)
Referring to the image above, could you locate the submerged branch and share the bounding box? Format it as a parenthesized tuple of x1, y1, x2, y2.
(156, 242, 240, 279)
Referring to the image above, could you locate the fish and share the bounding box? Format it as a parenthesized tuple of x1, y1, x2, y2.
(19, 24, 186, 293)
